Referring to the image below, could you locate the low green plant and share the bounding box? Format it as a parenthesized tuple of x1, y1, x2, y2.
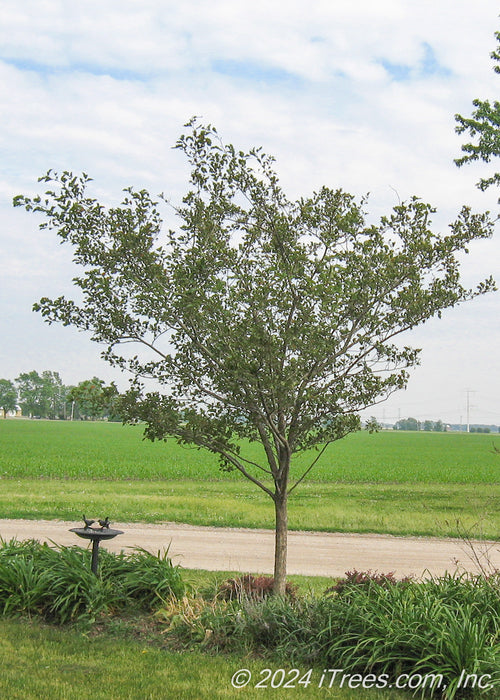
(0, 557, 53, 617)
(44, 546, 119, 623)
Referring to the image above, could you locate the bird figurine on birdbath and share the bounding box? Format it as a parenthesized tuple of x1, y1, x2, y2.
(83, 515, 95, 529)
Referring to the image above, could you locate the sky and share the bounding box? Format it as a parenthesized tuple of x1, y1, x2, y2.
(1, 0, 499, 426)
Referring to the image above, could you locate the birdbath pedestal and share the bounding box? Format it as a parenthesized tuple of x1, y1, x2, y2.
(70, 527, 124, 574)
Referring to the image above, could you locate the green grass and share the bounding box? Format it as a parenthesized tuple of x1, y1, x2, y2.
(0, 420, 499, 538)
(0, 618, 412, 699)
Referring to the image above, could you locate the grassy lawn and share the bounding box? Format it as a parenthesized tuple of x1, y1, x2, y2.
(0, 420, 498, 538)
(0, 618, 413, 700)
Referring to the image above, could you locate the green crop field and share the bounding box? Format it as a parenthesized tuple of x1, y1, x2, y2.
(0, 419, 499, 538)
(1, 418, 499, 483)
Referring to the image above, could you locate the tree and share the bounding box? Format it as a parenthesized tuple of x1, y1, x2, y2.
(15, 370, 67, 418)
(0, 379, 17, 418)
(455, 30, 500, 193)
(67, 378, 119, 420)
(395, 417, 421, 431)
(41, 370, 67, 419)
(16, 370, 47, 417)
(14, 120, 496, 593)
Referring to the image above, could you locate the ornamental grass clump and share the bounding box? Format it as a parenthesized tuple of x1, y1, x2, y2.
(117, 546, 185, 607)
(157, 595, 246, 653)
(0, 556, 53, 618)
(0, 539, 113, 623)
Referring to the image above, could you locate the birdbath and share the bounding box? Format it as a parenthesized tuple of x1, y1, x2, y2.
(70, 521, 123, 575)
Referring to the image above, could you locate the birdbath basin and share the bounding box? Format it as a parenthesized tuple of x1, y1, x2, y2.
(70, 526, 124, 574)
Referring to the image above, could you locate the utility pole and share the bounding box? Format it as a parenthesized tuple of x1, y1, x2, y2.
(464, 389, 476, 433)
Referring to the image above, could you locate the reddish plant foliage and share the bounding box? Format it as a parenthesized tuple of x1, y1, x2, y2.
(325, 569, 413, 596)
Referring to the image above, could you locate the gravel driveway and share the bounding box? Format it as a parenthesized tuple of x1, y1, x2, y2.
(1, 519, 499, 579)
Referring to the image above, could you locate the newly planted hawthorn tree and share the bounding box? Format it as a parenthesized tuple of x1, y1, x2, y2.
(15, 120, 495, 593)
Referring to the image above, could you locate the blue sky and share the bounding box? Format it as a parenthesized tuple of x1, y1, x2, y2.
(379, 43, 452, 81)
(1, 0, 499, 425)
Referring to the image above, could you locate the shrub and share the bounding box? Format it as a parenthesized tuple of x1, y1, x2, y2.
(325, 569, 413, 596)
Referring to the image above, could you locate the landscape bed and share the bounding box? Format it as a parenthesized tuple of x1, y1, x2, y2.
(0, 541, 498, 700)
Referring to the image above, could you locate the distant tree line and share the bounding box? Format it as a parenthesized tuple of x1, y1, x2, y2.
(394, 417, 446, 432)
(394, 417, 495, 433)
(0, 371, 119, 420)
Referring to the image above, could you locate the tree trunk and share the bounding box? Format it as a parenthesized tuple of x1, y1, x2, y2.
(273, 491, 288, 595)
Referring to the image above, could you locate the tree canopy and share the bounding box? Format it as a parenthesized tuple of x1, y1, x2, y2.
(14, 119, 496, 591)
(67, 378, 119, 420)
(15, 370, 66, 419)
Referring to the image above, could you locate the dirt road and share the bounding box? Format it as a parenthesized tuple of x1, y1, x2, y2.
(1, 518, 499, 579)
